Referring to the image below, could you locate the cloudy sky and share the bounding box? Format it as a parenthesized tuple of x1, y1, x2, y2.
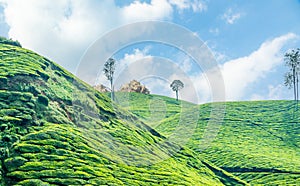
(0, 0, 299, 103)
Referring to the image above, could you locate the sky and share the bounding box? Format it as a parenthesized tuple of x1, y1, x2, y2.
(0, 0, 299, 103)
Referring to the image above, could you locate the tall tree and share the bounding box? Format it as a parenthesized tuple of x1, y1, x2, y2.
(170, 80, 184, 101)
(103, 58, 116, 101)
(284, 48, 300, 101)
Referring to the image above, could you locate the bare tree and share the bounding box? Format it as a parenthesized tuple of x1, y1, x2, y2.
(170, 80, 184, 101)
(103, 58, 116, 101)
(284, 48, 300, 101)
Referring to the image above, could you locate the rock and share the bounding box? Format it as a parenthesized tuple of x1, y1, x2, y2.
(93, 84, 109, 93)
(119, 80, 150, 94)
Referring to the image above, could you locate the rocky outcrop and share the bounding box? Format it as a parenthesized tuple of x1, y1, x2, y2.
(119, 80, 150, 94)
(93, 84, 110, 93)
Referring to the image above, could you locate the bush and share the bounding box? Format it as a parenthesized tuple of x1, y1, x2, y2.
(0, 77, 7, 88)
(0, 124, 8, 131)
(17, 179, 50, 186)
(37, 95, 49, 106)
(2, 135, 12, 143)
(0, 36, 22, 47)
(4, 156, 27, 172)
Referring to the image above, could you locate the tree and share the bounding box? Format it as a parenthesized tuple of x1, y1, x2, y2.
(103, 58, 116, 101)
(284, 48, 300, 101)
(170, 80, 184, 101)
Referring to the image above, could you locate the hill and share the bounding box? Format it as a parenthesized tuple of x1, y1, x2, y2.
(119, 92, 300, 185)
(0, 43, 248, 185)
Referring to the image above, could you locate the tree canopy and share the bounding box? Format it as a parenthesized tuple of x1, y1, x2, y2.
(170, 80, 184, 101)
(103, 58, 116, 100)
(284, 48, 300, 101)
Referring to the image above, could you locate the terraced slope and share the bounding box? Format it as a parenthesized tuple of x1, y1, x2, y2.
(124, 93, 300, 185)
(0, 43, 247, 185)
(112, 92, 195, 127)
(192, 101, 300, 185)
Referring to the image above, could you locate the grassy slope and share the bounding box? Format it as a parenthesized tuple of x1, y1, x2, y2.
(112, 92, 195, 127)
(123, 93, 300, 185)
(0, 43, 244, 185)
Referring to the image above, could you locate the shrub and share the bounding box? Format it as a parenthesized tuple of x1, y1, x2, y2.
(4, 156, 27, 172)
(2, 135, 12, 143)
(0, 36, 22, 47)
(37, 95, 49, 106)
(0, 124, 8, 131)
(17, 179, 50, 186)
(0, 77, 7, 88)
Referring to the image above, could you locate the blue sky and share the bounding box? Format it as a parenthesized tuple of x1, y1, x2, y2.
(0, 0, 299, 103)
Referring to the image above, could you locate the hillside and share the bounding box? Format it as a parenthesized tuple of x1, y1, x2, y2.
(0, 43, 249, 185)
(121, 93, 300, 185)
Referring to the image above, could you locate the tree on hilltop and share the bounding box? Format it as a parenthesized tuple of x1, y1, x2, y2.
(103, 58, 116, 101)
(170, 80, 184, 101)
(284, 48, 300, 101)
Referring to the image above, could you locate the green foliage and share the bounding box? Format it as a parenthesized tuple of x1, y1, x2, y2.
(170, 79, 184, 92)
(170, 79, 184, 101)
(103, 58, 116, 82)
(37, 95, 49, 106)
(103, 58, 116, 100)
(0, 36, 22, 47)
(4, 156, 27, 172)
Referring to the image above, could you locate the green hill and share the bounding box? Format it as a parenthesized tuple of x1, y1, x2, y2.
(1, 41, 298, 186)
(119, 93, 300, 185)
(0, 43, 249, 185)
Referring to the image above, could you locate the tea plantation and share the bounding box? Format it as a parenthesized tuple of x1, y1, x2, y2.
(120, 93, 300, 185)
(0, 43, 250, 185)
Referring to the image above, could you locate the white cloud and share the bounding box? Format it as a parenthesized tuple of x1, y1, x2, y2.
(176, 33, 297, 103)
(116, 48, 152, 82)
(180, 57, 192, 73)
(169, 0, 207, 12)
(267, 84, 288, 100)
(120, 48, 151, 66)
(209, 28, 219, 35)
(221, 33, 297, 100)
(189, 73, 211, 103)
(251, 84, 293, 101)
(190, 0, 207, 12)
(184, 34, 296, 103)
(213, 51, 227, 63)
(0, 0, 178, 73)
(96, 47, 152, 89)
(169, 0, 190, 10)
(142, 77, 172, 97)
(122, 0, 173, 22)
(0, 9, 4, 23)
(250, 93, 264, 101)
(222, 8, 242, 24)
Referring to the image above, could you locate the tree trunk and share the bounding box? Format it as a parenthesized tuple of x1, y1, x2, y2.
(297, 72, 299, 101)
(110, 80, 114, 101)
(176, 90, 178, 101)
(293, 68, 296, 101)
(296, 72, 299, 112)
